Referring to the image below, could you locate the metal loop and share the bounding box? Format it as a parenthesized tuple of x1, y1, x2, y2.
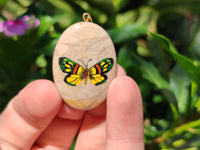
(82, 13, 93, 22)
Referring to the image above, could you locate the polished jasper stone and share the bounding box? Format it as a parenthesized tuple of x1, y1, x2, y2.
(53, 22, 116, 110)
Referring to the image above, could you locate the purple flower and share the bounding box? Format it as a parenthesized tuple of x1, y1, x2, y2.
(0, 15, 40, 37)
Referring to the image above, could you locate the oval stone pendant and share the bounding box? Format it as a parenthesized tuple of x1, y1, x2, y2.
(53, 14, 116, 110)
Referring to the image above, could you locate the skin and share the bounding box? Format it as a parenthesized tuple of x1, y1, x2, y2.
(0, 65, 144, 150)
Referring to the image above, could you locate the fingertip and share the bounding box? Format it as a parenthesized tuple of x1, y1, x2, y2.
(117, 64, 126, 76)
(108, 76, 141, 102)
(106, 76, 144, 149)
(107, 76, 142, 118)
(0, 80, 63, 149)
(13, 79, 62, 127)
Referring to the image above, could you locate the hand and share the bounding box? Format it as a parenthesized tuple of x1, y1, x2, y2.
(0, 65, 144, 150)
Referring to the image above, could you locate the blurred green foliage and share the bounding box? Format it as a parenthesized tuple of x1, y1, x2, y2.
(0, 0, 200, 149)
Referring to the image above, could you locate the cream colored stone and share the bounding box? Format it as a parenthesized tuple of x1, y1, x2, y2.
(53, 22, 116, 110)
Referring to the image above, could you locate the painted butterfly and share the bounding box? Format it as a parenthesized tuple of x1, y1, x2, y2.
(59, 57, 114, 86)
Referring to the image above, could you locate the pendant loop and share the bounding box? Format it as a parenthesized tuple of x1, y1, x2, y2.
(82, 13, 93, 22)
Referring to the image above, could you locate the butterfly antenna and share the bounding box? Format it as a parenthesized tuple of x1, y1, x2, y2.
(86, 59, 93, 68)
(79, 59, 86, 68)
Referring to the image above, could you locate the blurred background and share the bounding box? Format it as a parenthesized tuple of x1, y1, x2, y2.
(0, 0, 200, 149)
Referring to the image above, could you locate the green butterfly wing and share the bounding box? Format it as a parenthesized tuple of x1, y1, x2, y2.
(89, 58, 114, 86)
(59, 57, 84, 86)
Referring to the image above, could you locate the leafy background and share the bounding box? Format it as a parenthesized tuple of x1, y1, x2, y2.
(0, 0, 200, 149)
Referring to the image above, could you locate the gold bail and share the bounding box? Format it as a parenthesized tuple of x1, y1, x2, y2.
(82, 13, 93, 22)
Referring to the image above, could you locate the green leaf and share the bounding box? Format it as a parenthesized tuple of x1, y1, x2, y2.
(135, 56, 170, 90)
(38, 16, 53, 36)
(172, 139, 186, 148)
(162, 119, 200, 141)
(117, 44, 153, 101)
(150, 32, 200, 87)
(0, 0, 7, 7)
(170, 64, 190, 115)
(191, 82, 200, 111)
(189, 27, 200, 59)
(112, 0, 132, 12)
(85, 0, 115, 18)
(108, 23, 148, 44)
(0, 39, 33, 84)
(117, 44, 136, 69)
(169, 102, 179, 125)
(39, 36, 59, 56)
(17, 0, 33, 7)
(36, 54, 47, 68)
(3, 0, 27, 17)
(195, 97, 200, 112)
(70, 136, 77, 150)
(148, 37, 172, 79)
(118, 44, 172, 106)
(48, 0, 74, 13)
(154, 0, 200, 15)
(116, 10, 137, 27)
(38, 14, 69, 36)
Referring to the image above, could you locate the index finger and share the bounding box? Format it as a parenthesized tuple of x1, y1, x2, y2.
(106, 76, 144, 150)
(0, 80, 62, 149)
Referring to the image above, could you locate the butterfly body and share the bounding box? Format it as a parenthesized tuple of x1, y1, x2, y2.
(59, 57, 113, 86)
(80, 68, 89, 85)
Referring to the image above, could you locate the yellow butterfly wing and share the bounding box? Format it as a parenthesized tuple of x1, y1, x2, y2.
(89, 58, 114, 86)
(59, 57, 84, 86)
